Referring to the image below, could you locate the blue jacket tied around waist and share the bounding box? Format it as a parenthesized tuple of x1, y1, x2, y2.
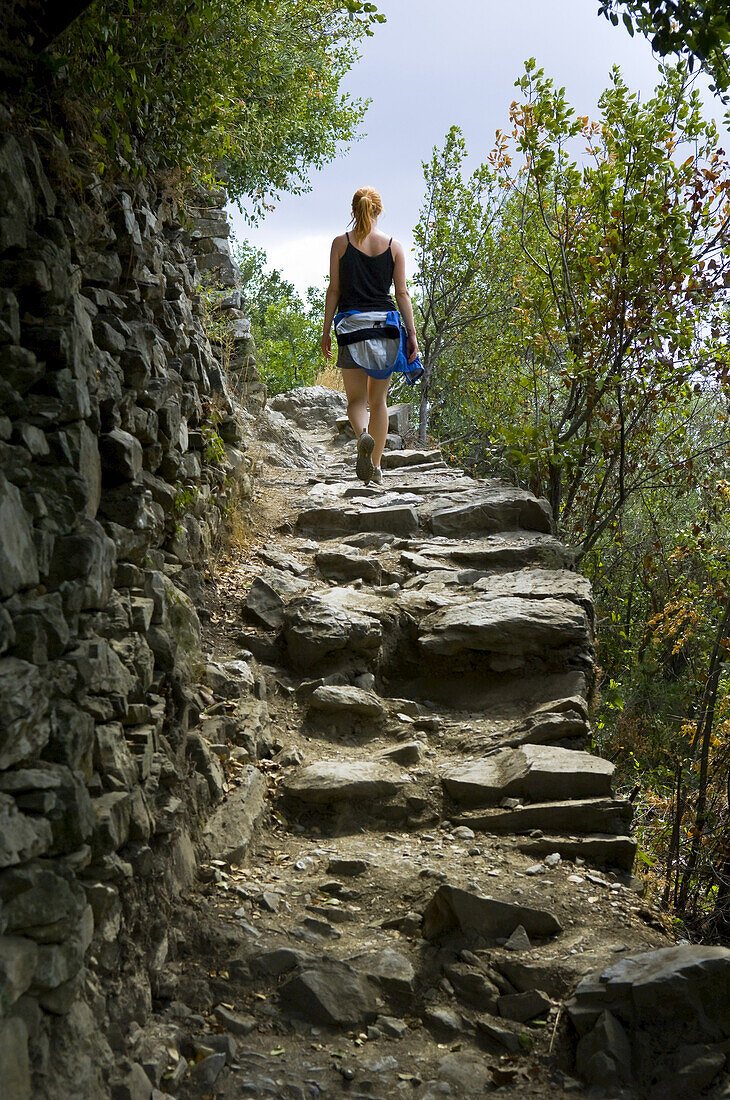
(334, 309, 424, 384)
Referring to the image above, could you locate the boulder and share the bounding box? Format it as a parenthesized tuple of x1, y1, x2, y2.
(0, 936, 38, 1008)
(420, 596, 591, 662)
(442, 745, 614, 806)
(244, 576, 285, 629)
(443, 962, 500, 1010)
(498, 988, 551, 1022)
(279, 960, 377, 1025)
(422, 884, 562, 941)
(309, 684, 385, 719)
(0, 864, 87, 943)
(0, 795, 52, 868)
(47, 519, 116, 610)
(99, 428, 143, 483)
(350, 947, 415, 995)
(281, 761, 405, 805)
(283, 595, 381, 670)
(567, 945, 730, 1038)
(0, 764, 94, 854)
(387, 403, 411, 436)
(315, 547, 382, 585)
(429, 487, 552, 536)
(269, 385, 347, 429)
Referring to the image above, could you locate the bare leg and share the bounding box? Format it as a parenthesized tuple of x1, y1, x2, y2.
(341, 367, 369, 437)
(367, 376, 390, 467)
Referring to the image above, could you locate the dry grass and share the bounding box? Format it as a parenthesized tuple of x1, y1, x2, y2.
(314, 364, 346, 391)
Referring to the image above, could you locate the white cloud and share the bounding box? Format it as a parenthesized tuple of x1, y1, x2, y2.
(258, 233, 332, 298)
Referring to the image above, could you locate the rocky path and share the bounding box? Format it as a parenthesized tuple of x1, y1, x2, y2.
(115, 389, 725, 1100)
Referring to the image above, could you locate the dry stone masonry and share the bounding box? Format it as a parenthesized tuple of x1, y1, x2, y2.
(0, 117, 268, 1097)
(3, 121, 730, 1099)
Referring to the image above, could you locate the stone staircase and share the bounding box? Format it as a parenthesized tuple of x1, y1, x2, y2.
(114, 389, 730, 1100)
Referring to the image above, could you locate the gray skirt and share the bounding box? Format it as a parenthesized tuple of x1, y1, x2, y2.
(337, 344, 361, 370)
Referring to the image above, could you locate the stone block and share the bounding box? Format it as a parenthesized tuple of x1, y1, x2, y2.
(48, 519, 116, 609)
(6, 591, 70, 663)
(0, 936, 38, 1008)
(45, 700, 95, 777)
(0, 763, 94, 854)
(200, 765, 267, 865)
(0, 794, 52, 868)
(282, 760, 405, 805)
(99, 428, 144, 483)
(443, 744, 614, 807)
(0, 1015, 31, 1100)
(0, 474, 38, 597)
(91, 792, 132, 855)
(0, 658, 50, 769)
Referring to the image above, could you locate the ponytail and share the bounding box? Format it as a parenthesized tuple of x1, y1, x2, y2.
(350, 186, 383, 242)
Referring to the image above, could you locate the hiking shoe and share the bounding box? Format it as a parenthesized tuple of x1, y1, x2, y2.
(355, 431, 375, 483)
(371, 466, 383, 485)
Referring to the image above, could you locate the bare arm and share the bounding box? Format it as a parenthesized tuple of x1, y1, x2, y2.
(321, 235, 346, 360)
(392, 239, 419, 363)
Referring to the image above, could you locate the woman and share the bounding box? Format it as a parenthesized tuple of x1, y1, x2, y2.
(321, 187, 420, 485)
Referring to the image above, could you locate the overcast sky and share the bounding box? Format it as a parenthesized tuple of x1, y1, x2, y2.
(228, 0, 714, 296)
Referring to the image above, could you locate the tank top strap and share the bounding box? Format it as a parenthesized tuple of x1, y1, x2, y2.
(388, 237, 392, 246)
(346, 231, 350, 242)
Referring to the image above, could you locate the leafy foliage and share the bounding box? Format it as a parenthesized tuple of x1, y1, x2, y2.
(598, 0, 730, 100)
(412, 126, 512, 443)
(233, 239, 323, 394)
(48, 0, 383, 210)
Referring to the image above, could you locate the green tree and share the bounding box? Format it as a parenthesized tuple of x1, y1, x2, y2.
(234, 240, 323, 394)
(486, 62, 730, 550)
(598, 0, 730, 100)
(48, 0, 384, 210)
(413, 126, 511, 443)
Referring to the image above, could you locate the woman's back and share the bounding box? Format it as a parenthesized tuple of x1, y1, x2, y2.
(337, 230, 395, 312)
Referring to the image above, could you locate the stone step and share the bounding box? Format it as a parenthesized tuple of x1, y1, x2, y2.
(454, 797, 633, 836)
(297, 504, 418, 539)
(442, 745, 615, 806)
(280, 760, 407, 805)
(404, 533, 572, 574)
(418, 594, 593, 675)
(381, 449, 443, 470)
(512, 832, 637, 871)
(426, 487, 552, 537)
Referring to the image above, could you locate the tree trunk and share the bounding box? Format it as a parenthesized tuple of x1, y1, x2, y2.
(548, 460, 562, 526)
(418, 383, 429, 445)
(418, 360, 435, 445)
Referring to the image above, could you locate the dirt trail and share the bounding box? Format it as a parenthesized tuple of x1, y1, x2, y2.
(126, 392, 673, 1100)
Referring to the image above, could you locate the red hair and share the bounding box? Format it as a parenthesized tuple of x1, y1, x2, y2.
(350, 187, 383, 241)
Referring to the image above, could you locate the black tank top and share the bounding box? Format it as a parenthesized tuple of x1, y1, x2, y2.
(338, 233, 396, 312)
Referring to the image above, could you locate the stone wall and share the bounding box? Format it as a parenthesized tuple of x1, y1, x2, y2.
(0, 117, 264, 1096)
